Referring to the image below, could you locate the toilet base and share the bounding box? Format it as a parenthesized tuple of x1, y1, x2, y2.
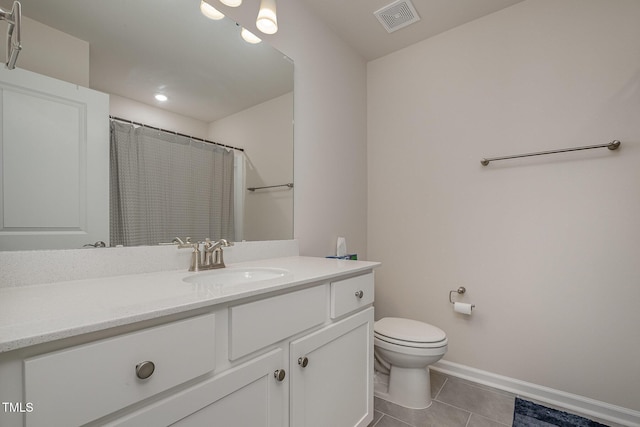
(374, 366, 433, 409)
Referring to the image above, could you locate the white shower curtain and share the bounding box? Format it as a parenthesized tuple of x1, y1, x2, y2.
(110, 121, 235, 247)
(233, 151, 246, 242)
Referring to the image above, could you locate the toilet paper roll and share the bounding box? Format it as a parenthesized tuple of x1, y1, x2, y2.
(454, 302, 473, 315)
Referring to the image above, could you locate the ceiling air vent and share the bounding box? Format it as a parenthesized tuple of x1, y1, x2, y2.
(374, 0, 421, 33)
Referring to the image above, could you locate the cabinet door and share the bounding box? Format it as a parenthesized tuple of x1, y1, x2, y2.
(106, 349, 286, 427)
(290, 307, 374, 427)
(0, 67, 109, 250)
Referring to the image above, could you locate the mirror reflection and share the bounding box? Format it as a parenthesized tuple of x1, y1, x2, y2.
(0, 0, 294, 251)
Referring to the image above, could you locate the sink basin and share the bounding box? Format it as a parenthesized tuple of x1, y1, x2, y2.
(183, 267, 290, 287)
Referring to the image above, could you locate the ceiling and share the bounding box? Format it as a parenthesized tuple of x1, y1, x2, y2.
(0, 0, 526, 121)
(297, 0, 526, 61)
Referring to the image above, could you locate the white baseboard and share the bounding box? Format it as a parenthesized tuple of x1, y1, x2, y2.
(431, 360, 640, 427)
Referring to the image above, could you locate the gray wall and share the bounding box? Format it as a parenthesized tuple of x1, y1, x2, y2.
(368, 0, 640, 411)
(220, 0, 369, 259)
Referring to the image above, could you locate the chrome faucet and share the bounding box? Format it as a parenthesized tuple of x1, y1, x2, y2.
(203, 238, 233, 269)
(176, 237, 233, 272)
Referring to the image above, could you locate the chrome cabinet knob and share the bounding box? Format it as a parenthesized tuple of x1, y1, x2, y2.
(274, 369, 286, 382)
(298, 356, 309, 368)
(135, 361, 155, 379)
(355, 290, 364, 299)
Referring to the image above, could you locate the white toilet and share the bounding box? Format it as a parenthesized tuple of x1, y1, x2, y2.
(374, 317, 448, 409)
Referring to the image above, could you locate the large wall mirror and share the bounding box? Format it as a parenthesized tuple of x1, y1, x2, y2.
(0, 0, 294, 251)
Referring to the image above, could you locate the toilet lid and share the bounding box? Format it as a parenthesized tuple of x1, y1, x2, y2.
(374, 317, 446, 344)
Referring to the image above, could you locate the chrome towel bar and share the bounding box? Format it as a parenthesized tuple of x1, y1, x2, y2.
(481, 140, 620, 166)
(247, 183, 294, 192)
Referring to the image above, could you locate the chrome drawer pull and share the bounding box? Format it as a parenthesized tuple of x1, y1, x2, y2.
(135, 361, 155, 379)
(355, 290, 364, 299)
(298, 356, 309, 368)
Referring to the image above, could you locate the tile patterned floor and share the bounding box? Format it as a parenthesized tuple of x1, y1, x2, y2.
(369, 371, 623, 427)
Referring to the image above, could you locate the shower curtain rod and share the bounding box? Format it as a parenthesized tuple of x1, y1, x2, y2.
(109, 116, 244, 152)
(480, 140, 620, 166)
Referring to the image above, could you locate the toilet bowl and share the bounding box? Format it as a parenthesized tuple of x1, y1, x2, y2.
(374, 317, 447, 409)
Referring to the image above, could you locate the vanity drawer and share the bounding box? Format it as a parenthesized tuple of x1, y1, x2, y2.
(229, 285, 326, 360)
(331, 272, 374, 318)
(24, 314, 216, 427)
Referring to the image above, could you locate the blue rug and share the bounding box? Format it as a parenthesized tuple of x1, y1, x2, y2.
(513, 398, 608, 426)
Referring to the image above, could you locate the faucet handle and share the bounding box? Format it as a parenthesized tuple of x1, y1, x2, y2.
(202, 238, 233, 251)
(202, 238, 214, 250)
(174, 237, 197, 249)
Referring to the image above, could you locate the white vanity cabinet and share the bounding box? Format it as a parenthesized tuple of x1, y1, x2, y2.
(0, 267, 376, 427)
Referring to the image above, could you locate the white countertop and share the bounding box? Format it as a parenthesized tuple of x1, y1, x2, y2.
(0, 256, 379, 353)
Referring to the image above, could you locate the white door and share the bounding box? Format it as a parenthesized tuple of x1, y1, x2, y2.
(290, 308, 374, 427)
(0, 67, 109, 250)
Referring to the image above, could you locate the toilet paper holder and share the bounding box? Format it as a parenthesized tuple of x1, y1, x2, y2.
(449, 287, 475, 309)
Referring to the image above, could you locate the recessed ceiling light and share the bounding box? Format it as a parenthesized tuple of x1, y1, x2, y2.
(155, 94, 168, 102)
(220, 0, 242, 6)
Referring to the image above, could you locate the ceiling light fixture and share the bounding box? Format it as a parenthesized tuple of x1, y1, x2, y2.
(154, 94, 168, 102)
(241, 28, 262, 44)
(200, 0, 225, 20)
(220, 0, 242, 7)
(256, 0, 278, 35)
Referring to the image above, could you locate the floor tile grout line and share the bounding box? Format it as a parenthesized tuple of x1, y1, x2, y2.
(376, 399, 475, 427)
(370, 414, 382, 427)
(434, 375, 516, 425)
(380, 412, 419, 427)
(444, 375, 517, 399)
(372, 408, 413, 427)
(432, 376, 448, 400)
(431, 398, 499, 425)
(469, 412, 512, 427)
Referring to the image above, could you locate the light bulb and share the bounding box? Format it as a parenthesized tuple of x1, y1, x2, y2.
(241, 28, 262, 44)
(220, 0, 242, 6)
(154, 94, 168, 102)
(200, 0, 225, 20)
(256, 0, 278, 34)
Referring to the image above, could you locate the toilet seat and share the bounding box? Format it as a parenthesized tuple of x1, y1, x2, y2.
(374, 317, 447, 349)
(375, 333, 447, 349)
